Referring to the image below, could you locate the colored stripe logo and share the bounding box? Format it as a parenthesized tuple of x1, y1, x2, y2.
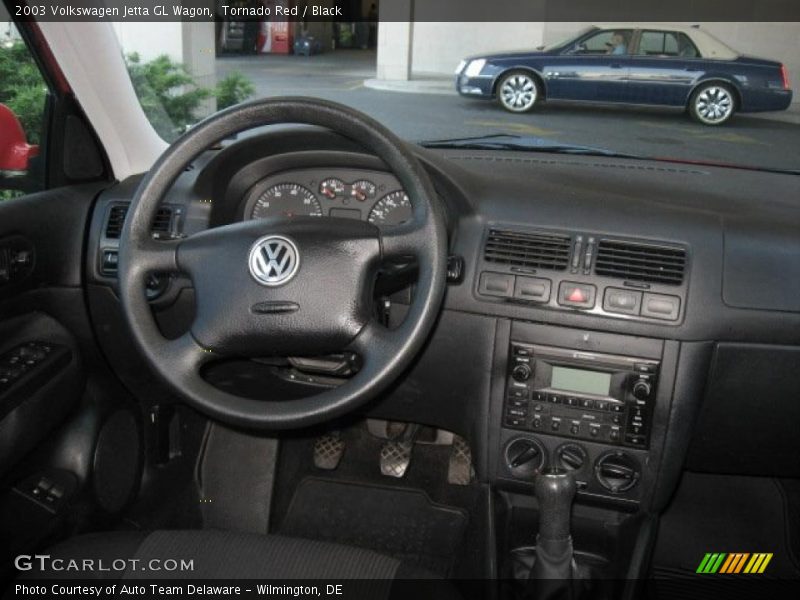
(696, 553, 773, 574)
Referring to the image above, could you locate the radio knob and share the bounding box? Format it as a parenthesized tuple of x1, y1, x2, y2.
(512, 364, 532, 382)
(632, 379, 652, 400)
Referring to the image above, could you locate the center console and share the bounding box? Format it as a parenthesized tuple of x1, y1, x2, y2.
(490, 320, 678, 510)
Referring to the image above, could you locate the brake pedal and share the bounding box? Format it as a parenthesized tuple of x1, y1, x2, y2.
(313, 431, 345, 470)
(379, 423, 419, 478)
(448, 435, 474, 486)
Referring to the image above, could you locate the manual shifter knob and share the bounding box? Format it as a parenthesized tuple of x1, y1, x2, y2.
(535, 467, 577, 541)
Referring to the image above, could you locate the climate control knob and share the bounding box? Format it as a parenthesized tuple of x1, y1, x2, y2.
(632, 379, 652, 400)
(512, 364, 532, 382)
(556, 443, 587, 472)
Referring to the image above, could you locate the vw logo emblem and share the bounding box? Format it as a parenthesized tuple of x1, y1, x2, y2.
(248, 236, 300, 286)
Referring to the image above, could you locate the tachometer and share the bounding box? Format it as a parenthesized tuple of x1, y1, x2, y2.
(251, 183, 322, 219)
(367, 191, 412, 226)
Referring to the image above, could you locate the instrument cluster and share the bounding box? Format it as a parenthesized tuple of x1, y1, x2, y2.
(243, 168, 412, 227)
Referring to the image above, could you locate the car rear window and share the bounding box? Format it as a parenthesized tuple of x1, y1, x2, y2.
(638, 31, 700, 58)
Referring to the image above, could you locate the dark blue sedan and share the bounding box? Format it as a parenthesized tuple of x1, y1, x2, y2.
(455, 25, 792, 125)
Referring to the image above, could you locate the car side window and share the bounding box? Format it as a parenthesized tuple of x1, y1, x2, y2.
(574, 30, 633, 56)
(0, 20, 49, 200)
(638, 31, 700, 58)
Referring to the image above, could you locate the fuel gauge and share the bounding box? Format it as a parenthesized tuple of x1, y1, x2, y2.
(350, 180, 377, 202)
(319, 178, 346, 200)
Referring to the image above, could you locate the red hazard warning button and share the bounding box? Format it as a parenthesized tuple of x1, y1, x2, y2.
(558, 282, 596, 309)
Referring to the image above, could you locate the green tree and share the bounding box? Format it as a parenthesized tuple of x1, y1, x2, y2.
(125, 52, 213, 141)
(215, 71, 256, 110)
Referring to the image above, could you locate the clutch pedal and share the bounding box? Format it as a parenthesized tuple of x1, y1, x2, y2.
(313, 431, 345, 470)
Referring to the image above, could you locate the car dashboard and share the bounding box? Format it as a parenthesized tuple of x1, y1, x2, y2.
(85, 127, 800, 520)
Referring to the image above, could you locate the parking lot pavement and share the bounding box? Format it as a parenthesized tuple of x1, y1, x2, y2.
(218, 52, 800, 171)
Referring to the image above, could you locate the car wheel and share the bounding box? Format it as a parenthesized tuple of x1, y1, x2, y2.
(689, 83, 736, 126)
(497, 71, 540, 113)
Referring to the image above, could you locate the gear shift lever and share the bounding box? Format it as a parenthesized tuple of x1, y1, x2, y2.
(529, 467, 581, 599)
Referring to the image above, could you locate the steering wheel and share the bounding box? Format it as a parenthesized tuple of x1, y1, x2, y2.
(118, 98, 448, 429)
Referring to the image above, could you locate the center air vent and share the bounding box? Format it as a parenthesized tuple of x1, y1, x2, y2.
(105, 205, 128, 239)
(104, 204, 175, 239)
(152, 207, 173, 234)
(595, 239, 686, 285)
(484, 228, 571, 271)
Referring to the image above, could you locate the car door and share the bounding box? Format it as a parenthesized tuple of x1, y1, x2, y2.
(626, 30, 702, 106)
(544, 29, 633, 103)
(0, 15, 125, 572)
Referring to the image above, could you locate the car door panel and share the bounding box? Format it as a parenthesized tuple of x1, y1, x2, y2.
(626, 57, 701, 106)
(0, 183, 106, 476)
(545, 57, 631, 102)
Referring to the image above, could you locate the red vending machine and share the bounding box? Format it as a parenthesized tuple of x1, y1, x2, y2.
(270, 0, 293, 54)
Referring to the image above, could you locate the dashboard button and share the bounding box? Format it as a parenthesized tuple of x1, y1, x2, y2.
(548, 394, 562, 404)
(558, 282, 596, 309)
(603, 288, 642, 315)
(479, 272, 514, 298)
(641, 293, 680, 321)
(513, 276, 551, 303)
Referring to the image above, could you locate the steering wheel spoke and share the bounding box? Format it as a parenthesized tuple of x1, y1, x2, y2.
(128, 238, 181, 280)
(379, 219, 428, 260)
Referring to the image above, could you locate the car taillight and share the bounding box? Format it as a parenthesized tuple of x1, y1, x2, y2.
(780, 64, 790, 90)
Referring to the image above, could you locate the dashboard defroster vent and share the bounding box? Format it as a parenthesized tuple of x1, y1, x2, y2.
(484, 228, 571, 271)
(104, 205, 128, 239)
(595, 240, 686, 285)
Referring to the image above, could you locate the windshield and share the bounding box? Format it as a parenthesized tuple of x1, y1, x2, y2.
(113, 19, 798, 172)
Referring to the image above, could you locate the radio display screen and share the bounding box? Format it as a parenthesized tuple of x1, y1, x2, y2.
(551, 366, 611, 397)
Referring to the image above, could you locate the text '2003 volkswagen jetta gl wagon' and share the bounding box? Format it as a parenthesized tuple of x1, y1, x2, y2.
(1, 2, 800, 600)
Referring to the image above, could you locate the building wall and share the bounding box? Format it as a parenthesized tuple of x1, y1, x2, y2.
(410, 22, 546, 75)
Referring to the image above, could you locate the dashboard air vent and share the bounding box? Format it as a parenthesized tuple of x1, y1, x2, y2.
(595, 240, 686, 285)
(152, 207, 173, 233)
(484, 228, 571, 271)
(105, 205, 128, 239)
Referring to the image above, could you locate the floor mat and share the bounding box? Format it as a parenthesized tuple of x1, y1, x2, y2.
(280, 477, 468, 576)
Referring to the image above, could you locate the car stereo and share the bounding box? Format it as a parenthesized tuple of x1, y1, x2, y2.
(503, 343, 658, 449)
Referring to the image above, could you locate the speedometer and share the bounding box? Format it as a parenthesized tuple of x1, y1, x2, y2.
(367, 191, 412, 226)
(250, 183, 322, 219)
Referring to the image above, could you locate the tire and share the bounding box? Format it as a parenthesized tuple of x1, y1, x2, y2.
(497, 71, 541, 113)
(689, 82, 736, 126)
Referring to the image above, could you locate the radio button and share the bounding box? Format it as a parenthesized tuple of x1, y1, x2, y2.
(548, 394, 562, 404)
(505, 416, 526, 428)
(610, 427, 621, 442)
(533, 403, 544, 412)
(533, 391, 546, 402)
(565, 396, 579, 407)
(570, 423, 580, 435)
(595, 400, 608, 411)
(580, 398, 595, 409)
(612, 414, 622, 425)
(551, 419, 561, 432)
(532, 417, 543, 429)
(589, 425, 601, 438)
(610, 403, 625, 413)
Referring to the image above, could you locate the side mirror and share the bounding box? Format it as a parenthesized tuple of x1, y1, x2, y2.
(0, 103, 39, 173)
